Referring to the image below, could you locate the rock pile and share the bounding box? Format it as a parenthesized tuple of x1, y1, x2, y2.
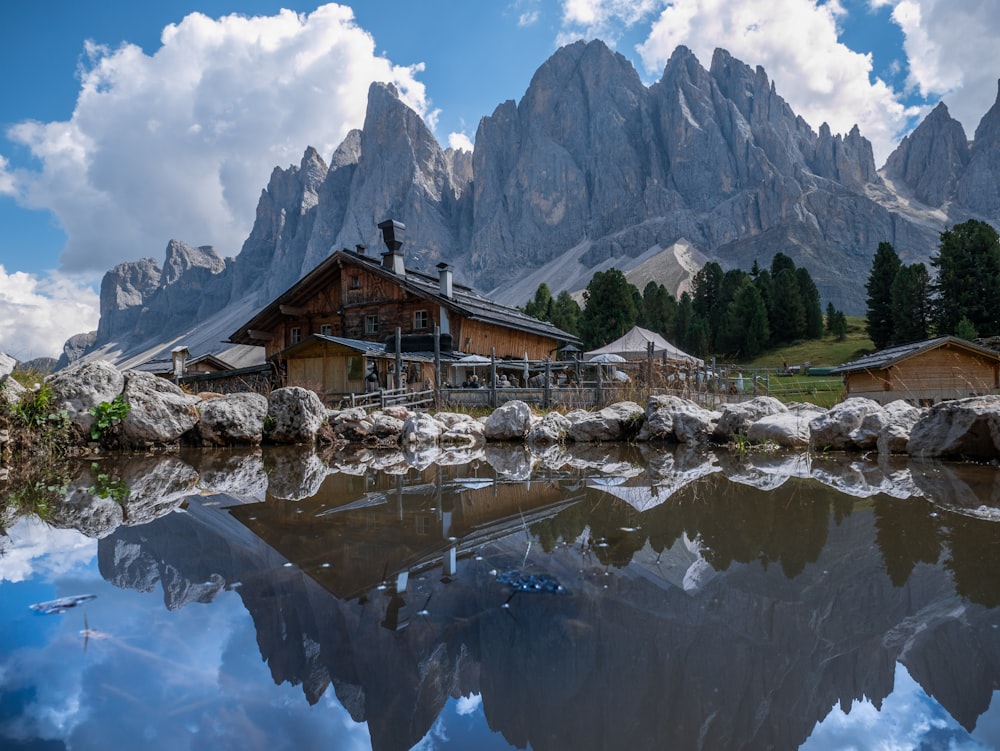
(8, 358, 1000, 462)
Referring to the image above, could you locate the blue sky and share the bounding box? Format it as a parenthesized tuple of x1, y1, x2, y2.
(1, 0, 999, 360)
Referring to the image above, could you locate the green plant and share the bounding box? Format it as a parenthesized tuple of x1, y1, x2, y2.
(13, 382, 62, 427)
(87, 463, 130, 504)
(88, 395, 130, 441)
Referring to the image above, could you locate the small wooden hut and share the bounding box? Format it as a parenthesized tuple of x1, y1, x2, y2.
(830, 336, 1000, 405)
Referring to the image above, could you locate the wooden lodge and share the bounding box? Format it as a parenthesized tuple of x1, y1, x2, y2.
(830, 336, 1000, 406)
(228, 219, 579, 401)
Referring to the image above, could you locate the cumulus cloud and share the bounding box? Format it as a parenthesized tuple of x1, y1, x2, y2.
(448, 132, 475, 152)
(1, 4, 430, 276)
(885, 0, 1000, 136)
(0, 266, 100, 360)
(557, 0, 661, 46)
(633, 0, 918, 164)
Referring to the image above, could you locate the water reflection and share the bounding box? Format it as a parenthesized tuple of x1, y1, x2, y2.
(2, 445, 1000, 750)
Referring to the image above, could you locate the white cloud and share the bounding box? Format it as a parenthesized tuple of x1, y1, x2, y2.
(1, 4, 430, 276)
(885, 0, 1000, 136)
(634, 0, 917, 164)
(0, 265, 100, 360)
(448, 132, 475, 152)
(0, 155, 14, 195)
(558, 0, 661, 45)
(455, 693, 482, 715)
(0, 517, 97, 584)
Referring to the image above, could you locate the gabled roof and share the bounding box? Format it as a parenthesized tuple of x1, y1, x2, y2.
(830, 336, 1000, 374)
(131, 352, 235, 375)
(229, 248, 579, 346)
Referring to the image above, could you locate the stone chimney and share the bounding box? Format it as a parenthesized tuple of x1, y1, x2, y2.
(378, 219, 405, 275)
(437, 262, 453, 298)
(355, 243, 367, 257)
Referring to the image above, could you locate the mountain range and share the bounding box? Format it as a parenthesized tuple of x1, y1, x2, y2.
(58, 40, 1000, 369)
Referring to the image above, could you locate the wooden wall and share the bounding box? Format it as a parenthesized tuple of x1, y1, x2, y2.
(845, 346, 999, 405)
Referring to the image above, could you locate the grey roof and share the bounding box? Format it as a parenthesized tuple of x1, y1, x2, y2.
(830, 336, 1000, 374)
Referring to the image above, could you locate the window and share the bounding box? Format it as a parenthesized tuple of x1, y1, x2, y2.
(365, 315, 379, 335)
(290, 327, 301, 345)
(350, 275, 361, 289)
(413, 310, 429, 330)
(320, 324, 332, 336)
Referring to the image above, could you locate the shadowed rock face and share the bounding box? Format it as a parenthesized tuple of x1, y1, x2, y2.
(63, 46, 1000, 369)
(88, 452, 1000, 751)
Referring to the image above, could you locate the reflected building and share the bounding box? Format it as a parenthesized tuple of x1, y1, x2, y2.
(95, 451, 1000, 751)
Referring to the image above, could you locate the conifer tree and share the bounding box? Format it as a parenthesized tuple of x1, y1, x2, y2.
(930, 220, 1000, 337)
(890, 263, 929, 344)
(865, 241, 901, 349)
(579, 269, 638, 349)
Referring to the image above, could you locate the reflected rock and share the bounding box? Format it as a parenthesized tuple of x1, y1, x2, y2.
(877, 400, 923, 455)
(442, 419, 485, 447)
(52, 463, 126, 538)
(367, 450, 412, 474)
(529, 444, 576, 470)
(402, 443, 441, 470)
(264, 448, 329, 500)
(197, 392, 268, 446)
(321, 444, 373, 475)
(119, 455, 199, 524)
(267, 387, 327, 444)
(718, 451, 810, 490)
(121, 371, 200, 447)
(483, 444, 534, 480)
(527, 411, 571, 444)
(402, 413, 445, 445)
(48, 360, 125, 435)
(811, 457, 922, 499)
(908, 458, 1000, 515)
(187, 450, 267, 501)
(907, 396, 1000, 460)
(483, 400, 533, 441)
(435, 446, 486, 466)
(748, 405, 823, 448)
(809, 397, 886, 451)
(569, 401, 645, 442)
(714, 396, 787, 442)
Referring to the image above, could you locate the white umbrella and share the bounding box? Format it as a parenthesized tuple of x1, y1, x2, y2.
(588, 353, 626, 363)
(456, 354, 491, 364)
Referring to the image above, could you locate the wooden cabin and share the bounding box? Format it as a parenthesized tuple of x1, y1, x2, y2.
(229, 219, 579, 397)
(830, 336, 1000, 406)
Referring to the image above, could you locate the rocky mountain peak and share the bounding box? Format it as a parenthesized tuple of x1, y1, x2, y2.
(161, 240, 226, 287)
(955, 83, 1000, 218)
(883, 101, 969, 207)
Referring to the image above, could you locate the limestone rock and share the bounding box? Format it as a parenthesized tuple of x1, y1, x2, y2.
(48, 360, 126, 435)
(907, 395, 1000, 459)
(401, 413, 445, 445)
(1, 376, 26, 406)
(121, 371, 199, 446)
(197, 392, 268, 446)
(713, 396, 787, 442)
(747, 406, 824, 449)
(266, 386, 327, 444)
(264, 449, 329, 501)
(483, 400, 534, 441)
(0, 352, 14, 382)
(527, 411, 571, 444)
(883, 102, 969, 207)
(809, 397, 886, 451)
(877, 400, 923, 455)
(569, 401, 645, 442)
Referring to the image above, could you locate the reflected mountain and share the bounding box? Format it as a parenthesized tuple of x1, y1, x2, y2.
(90, 445, 1000, 751)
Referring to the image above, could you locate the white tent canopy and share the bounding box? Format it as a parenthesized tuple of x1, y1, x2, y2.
(584, 326, 703, 366)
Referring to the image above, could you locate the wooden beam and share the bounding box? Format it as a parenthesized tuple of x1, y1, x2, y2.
(247, 329, 273, 341)
(280, 304, 307, 316)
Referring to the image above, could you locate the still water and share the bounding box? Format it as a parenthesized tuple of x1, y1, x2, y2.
(2, 443, 1000, 750)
